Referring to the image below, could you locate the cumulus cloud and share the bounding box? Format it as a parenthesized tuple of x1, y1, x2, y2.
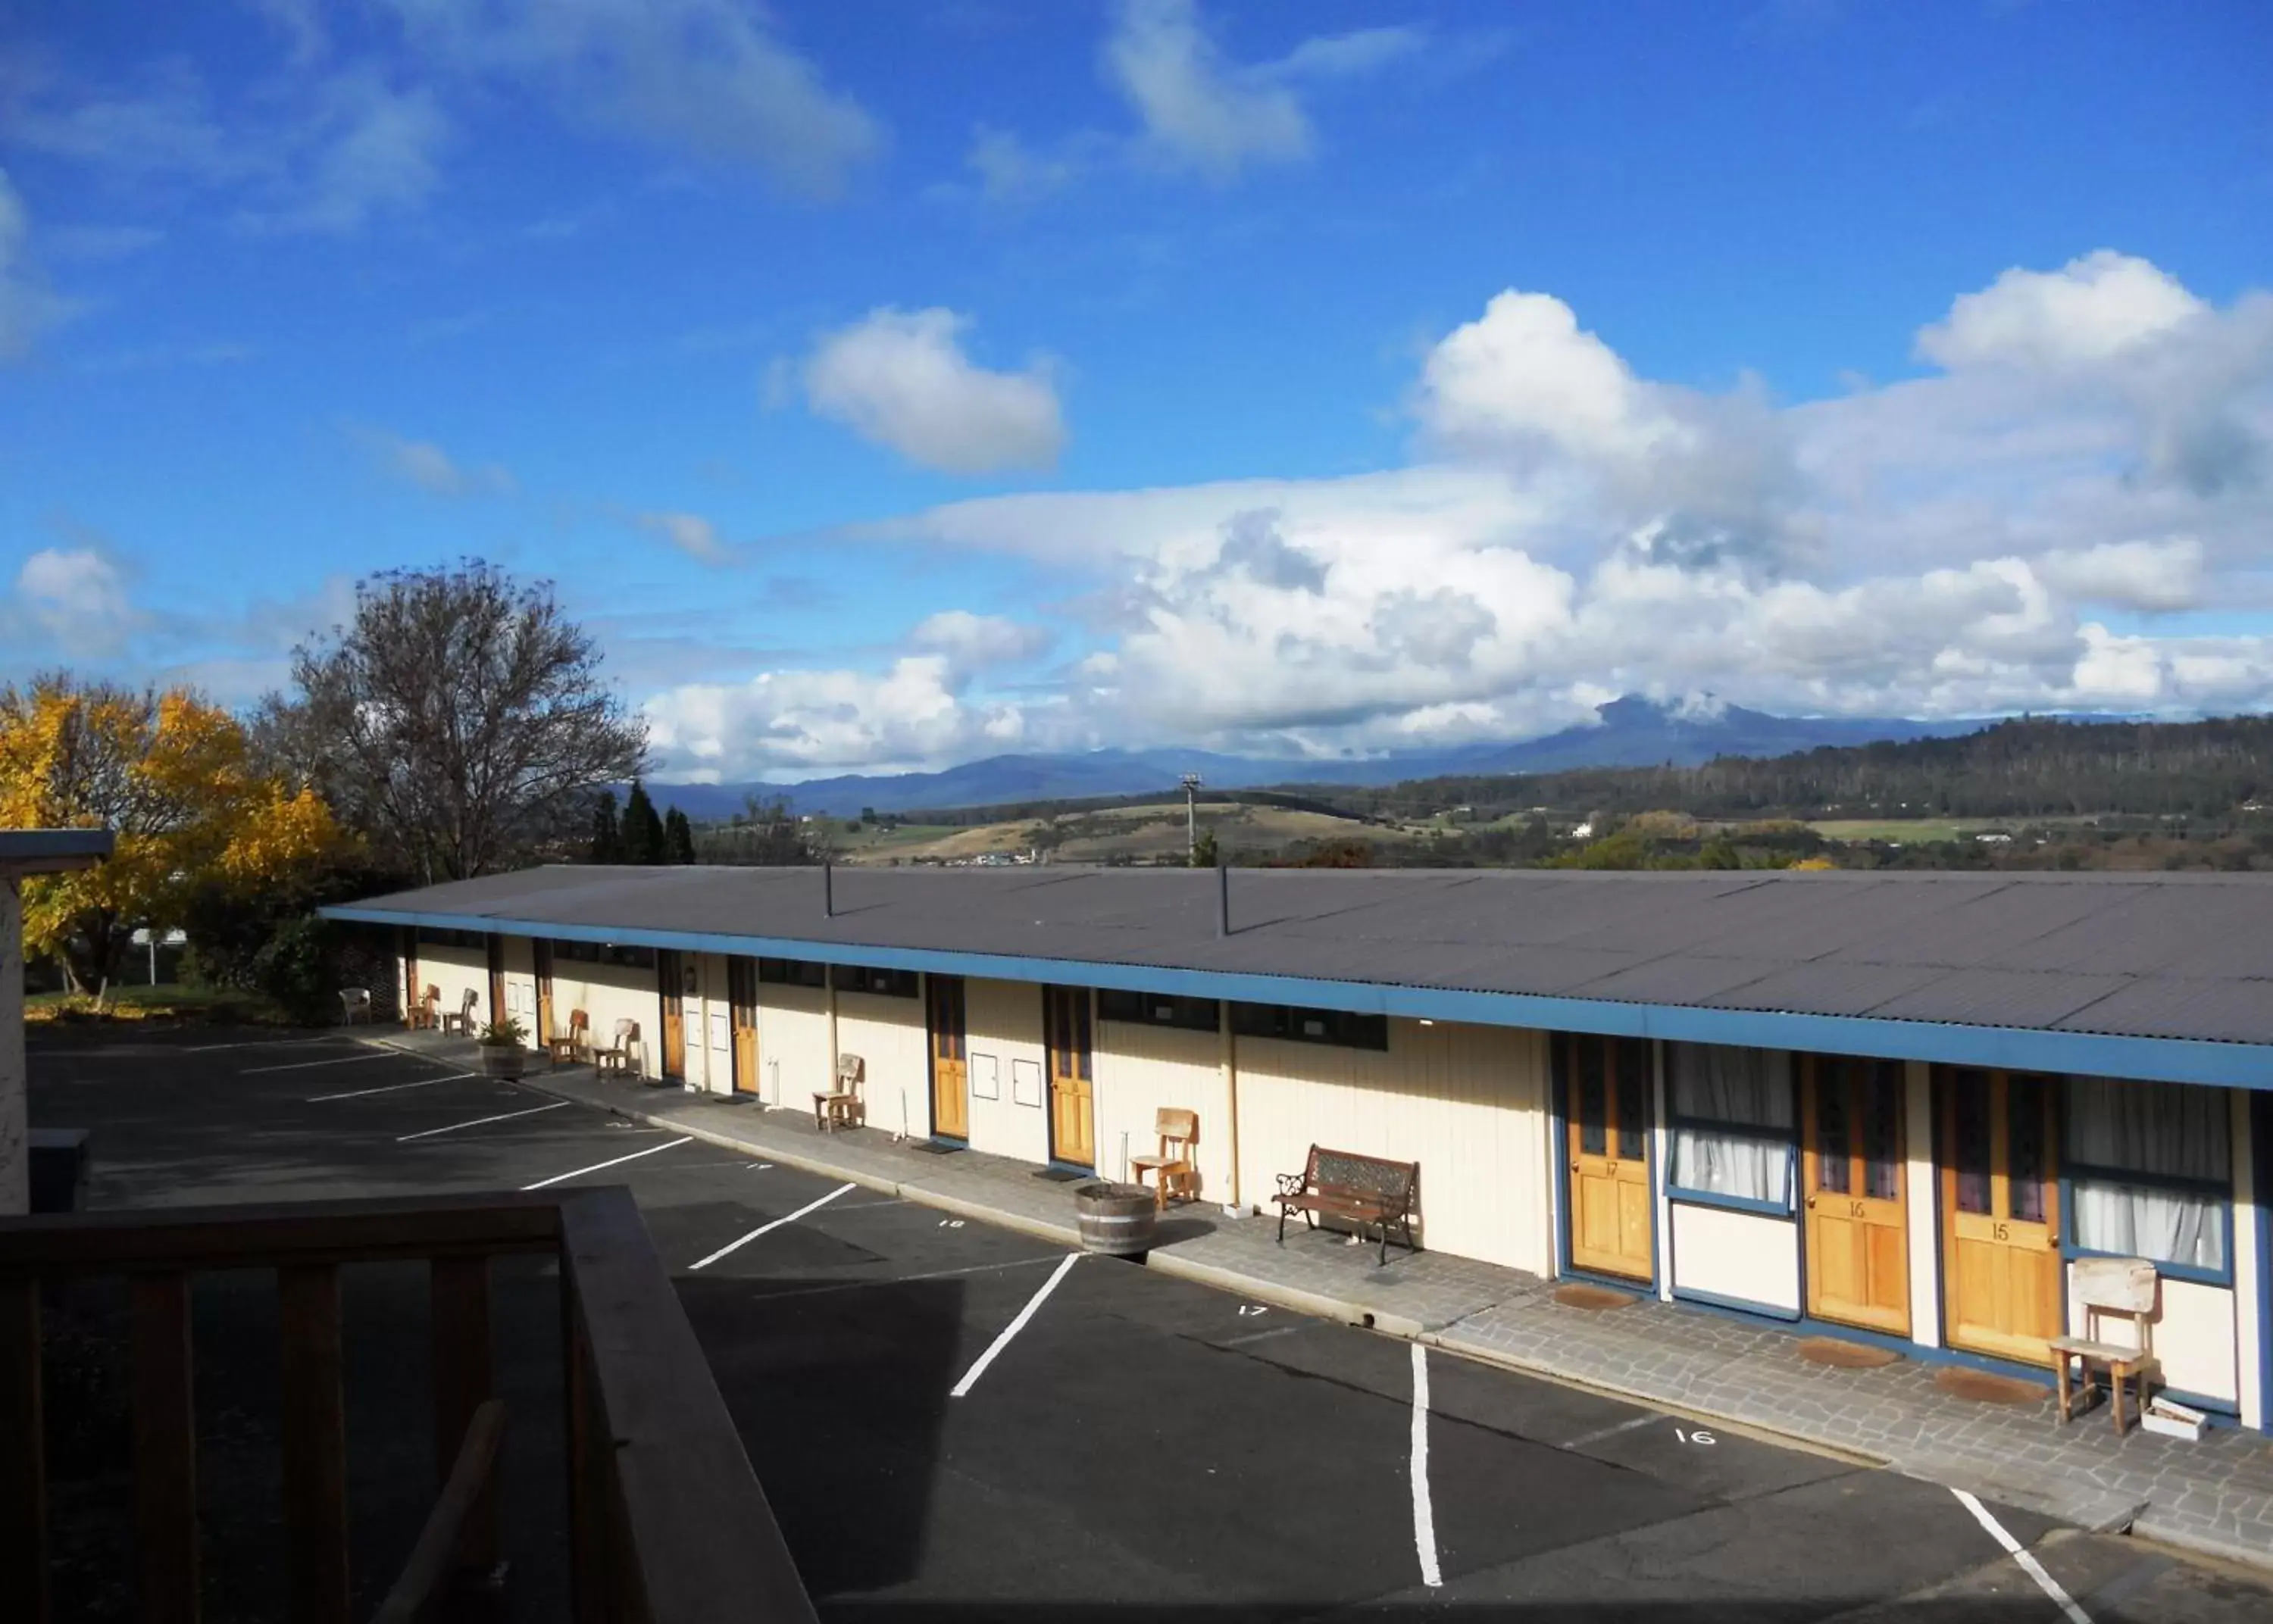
(356, 428, 515, 497)
(386, 0, 882, 198)
(1918, 251, 2209, 371)
(803, 307, 1066, 475)
(908, 610, 1054, 674)
(0, 168, 77, 361)
(7, 547, 139, 657)
(1105, 0, 1423, 180)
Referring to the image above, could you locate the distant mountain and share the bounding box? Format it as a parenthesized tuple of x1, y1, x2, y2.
(647, 696, 2001, 820)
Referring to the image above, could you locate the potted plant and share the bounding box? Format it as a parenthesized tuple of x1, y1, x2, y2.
(477, 1015, 528, 1078)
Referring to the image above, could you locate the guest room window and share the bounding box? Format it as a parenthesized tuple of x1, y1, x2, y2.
(1667, 1042, 1796, 1210)
(2065, 1075, 2230, 1277)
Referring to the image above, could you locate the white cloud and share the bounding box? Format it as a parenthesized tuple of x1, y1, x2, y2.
(8, 548, 139, 657)
(273, 73, 448, 234)
(386, 0, 882, 198)
(1104, 0, 1422, 181)
(242, 0, 328, 66)
(908, 610, 1053, 674)
(0, 168, 77, 361)
(1918, 251, 2208, 371)
(803, 308, 1066, 475)
(636, 510, 730, 564)
(2034, 538, 2205, 614)
(356, 428, 515, 497)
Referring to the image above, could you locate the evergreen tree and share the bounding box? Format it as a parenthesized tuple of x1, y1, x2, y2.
(589, 790, 623, 863)
(1190, 829, 1220, 868)
(621, 779, 666, 864)
(664, 806, 697, 864)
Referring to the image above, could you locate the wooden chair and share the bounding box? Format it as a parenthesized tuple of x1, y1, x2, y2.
(1130, 1108, 1199, 1210)
(338, 987, 373, 1026)
(405, 984, 442, 1030)
(596, 1019, 640, 1078)
(546, 1008, 589, 1067)
(2050, 1256, 2160, 1433)
(814, 1053, 864, 1132)
(441, 988, 480, 1036)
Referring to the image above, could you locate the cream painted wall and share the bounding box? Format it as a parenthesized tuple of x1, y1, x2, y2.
(546, 957, 664, 1081)
(1903, 1060, 1942, 1348)
(2063, 1265, 2238, 1406)
(963, 976, 1050, 1164)
(755, 982, 831, 1109)
(2234, 1088, 2264, 1429)
(836, 989, 928, 1140)
(498, 935, 539, 1049)
(1094, 1016, 1230, 1194)
(417, 939, 487, 1035)
(1671, 1203, 1802, 1316)
(1232, 1018, 1550, 1275)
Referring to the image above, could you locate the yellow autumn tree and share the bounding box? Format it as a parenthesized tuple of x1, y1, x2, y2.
(0, 674, 342, 1001)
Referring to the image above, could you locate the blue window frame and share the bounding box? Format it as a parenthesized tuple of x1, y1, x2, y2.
(1665, 1042, 1797, 1215)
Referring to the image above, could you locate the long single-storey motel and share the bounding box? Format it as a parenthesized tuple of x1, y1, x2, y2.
(325, 864, 2273, 1433)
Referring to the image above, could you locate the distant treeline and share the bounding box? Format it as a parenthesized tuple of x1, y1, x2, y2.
(1316, 716, 2273, 823)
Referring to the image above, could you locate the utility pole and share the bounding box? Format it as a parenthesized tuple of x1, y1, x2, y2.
(1181, 773, 1203, 865)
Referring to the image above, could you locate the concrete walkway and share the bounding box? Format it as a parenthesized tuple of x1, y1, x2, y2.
(375, 1029, 2273, 1569)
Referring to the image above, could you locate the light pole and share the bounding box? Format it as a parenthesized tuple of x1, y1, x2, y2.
(1181, 773, 1202, 866)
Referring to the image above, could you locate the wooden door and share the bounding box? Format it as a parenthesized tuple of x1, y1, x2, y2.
(1563, 1034, 1655, 1282)
(402, 929, 421, 1029)
(1804, 1056, 1910, 1335)
(1044, 985, 1096, 1170)
(658, 949, 686, 1080)
(533, 939, 555, 1048)
(926, 975, 968, 1141)
(484, 934, 506, 1032)
(1939, 1067, 2063, 1366)
(728, 957, 759, 1097)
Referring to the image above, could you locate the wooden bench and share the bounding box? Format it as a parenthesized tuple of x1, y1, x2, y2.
(2051, 1255, 2160, 1434)
(1274, 1145, 1419, 1264)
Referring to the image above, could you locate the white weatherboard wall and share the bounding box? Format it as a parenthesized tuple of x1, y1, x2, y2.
(963, 976, 1049, 1164)
(418, 938, 487, 1035)
(2065, 1266, 2237, 1407)
(836, 989, 927, 1140)
(1671, 1204, 1802, 1316)
(1232, 1018, 1551, 1275)
(546, 956, 663, 1082)
(1095, 1017, 1230, 1194)
(2234, 1088, 2264, 1429)
(1903, 1060, 1941, 1348)
(499, 935, 538, 1049)
(757, 982, 830, 1109)
(691, 952, 733, 1095)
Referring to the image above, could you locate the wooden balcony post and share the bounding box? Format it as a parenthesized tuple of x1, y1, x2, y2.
(131, 1273, 199, 1624)
(0, 1275, 46, 1624)
(430, 1255, 496, 1573)
(280, 1263, 351, 1624)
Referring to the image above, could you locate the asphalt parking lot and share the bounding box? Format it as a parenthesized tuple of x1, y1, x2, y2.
(28, 1027, 2273, 1622)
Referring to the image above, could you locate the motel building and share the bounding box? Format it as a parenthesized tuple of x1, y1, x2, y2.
(326, 864, 2273, 1435)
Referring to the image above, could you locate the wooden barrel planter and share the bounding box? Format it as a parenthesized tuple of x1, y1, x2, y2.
(478, 1043, 527, 1079)
(1074, 1182, 1158, 1258)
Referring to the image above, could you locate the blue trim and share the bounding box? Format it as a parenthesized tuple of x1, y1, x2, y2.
(2062, 1240, 2233, 1289)
(1668, 1186, 1795, 1220)
(1674, 1284, 1802, 1322)
(318, 904, 2273, 1091)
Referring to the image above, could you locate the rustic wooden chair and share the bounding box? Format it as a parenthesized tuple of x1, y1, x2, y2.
(596, 1018, 640, 1078)
(1130, 1107, 1199, 1210)
(2050, 1256, 2160, 1433)
(338, 987, 373, 1026)
(441, 988, 480, 1035)
(406, 984, 442, 1030)
(546, 1008, 589, 1067)
(814, 1052, 864, 1132)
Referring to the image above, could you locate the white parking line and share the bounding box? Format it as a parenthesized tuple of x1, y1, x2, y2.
(520, 1135, 693, 1191)
(1951, 1488, 2091, 1624)
(1559, 1413, 1660, 1451)
(184, 1037, 358, 1054)
(243, 1051, 404, 1074)
(1410, 1342, 1443, 1589)
(396, 1100, 571, 1142)
(306, 1071, 477, 1102)
(689, 1183, 856, 1271)
(950, 1252, 1078, 1398)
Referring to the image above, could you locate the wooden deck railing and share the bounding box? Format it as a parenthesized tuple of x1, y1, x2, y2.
(0, 1188, 818, 1624)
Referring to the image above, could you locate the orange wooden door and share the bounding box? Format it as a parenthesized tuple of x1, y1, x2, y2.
(658, 949, 686, 1079)
(1044, 985, 1095, 1169)
(728, 957, 759, 1096)
(484, 934, 507, 1030)
(927, 975, 968, 1140)
(1940, 1067, 2063, 1366)
(1565, 1035, 1655, 1281)
(402, 929, 421, 1029)
(1804, 1056, 1911, 1335)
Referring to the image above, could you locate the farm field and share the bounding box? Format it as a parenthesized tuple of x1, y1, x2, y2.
(836, 801, 1424, 864)
(1807, 819, 1992, 844)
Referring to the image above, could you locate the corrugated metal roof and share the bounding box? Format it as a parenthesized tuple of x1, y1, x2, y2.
(334, 864, 2273, 1048)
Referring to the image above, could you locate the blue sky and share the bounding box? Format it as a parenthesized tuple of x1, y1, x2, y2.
(2, 1, 2269, 782)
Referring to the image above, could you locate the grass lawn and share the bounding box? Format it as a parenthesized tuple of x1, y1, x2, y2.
(1808, 819, 1984, 844)
(26, 982, 289, 1025)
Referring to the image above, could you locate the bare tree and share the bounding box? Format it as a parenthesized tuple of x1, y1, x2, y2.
(269, 561, 647, 882)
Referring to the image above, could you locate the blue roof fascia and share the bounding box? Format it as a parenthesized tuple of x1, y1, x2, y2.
(320, 902, 2273, 1092)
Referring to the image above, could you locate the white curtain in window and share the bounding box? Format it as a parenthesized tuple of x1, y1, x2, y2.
(2067, 1075, 2228, 1273)
(1668, 1044, 1793, 1206)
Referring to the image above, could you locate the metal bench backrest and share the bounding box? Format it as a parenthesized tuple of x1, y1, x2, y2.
(1305, 1145, 1418, 1205)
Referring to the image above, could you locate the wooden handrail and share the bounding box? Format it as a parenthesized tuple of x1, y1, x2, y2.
(374, 1400, 508, 1624)
(0, 1192, 564, 1276)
